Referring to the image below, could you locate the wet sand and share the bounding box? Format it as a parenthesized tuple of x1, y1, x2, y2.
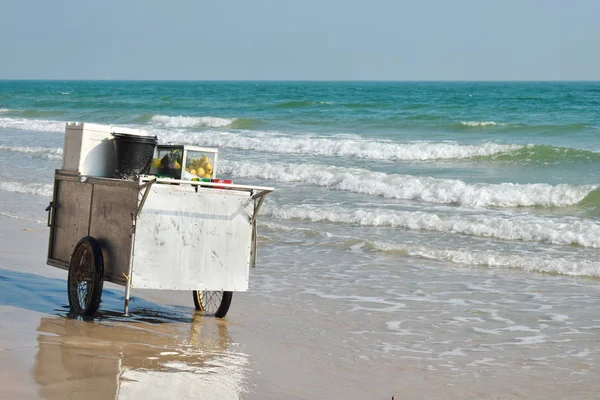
(2, 216, 600, 399)
(0, 218, 253, 399)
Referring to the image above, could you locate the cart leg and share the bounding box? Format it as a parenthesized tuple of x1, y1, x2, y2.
(124, 210, 139, 317)
(124, 280, 132, 316)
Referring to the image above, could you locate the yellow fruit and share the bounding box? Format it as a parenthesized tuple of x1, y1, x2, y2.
(190, 169, 196, 175)
(204, 172, 212, 178)
(174, 161, 181, 169)
(196, 167, 205, 177)
(152, 159, 162, 168)
(204, 163, 213, 176)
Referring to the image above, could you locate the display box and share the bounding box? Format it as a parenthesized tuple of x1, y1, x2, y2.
(150, 145, 218, 180)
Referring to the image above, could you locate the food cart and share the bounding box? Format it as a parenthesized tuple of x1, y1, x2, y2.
(45, 122, 274, 318)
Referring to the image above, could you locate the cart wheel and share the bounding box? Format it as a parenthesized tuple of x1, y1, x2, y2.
(193, 290, 233, 318)
(67, 236, 104, 316)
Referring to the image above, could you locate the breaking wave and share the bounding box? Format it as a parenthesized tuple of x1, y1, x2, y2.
(460, 121, 499, 127)
(0, 181, 53, 196)
(0, 145, 63, 160)
(220, 161, 596, 207)
(162, 131, 522, 161)
(370, 241, 600, 277)
(262, 205, 600, 248)
(0, 117, 65, 132)
(259, 219, 600, 276)
(485, 144, 600, 164)
(150, 115, 237, 128)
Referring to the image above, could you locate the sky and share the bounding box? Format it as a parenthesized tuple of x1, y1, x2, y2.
(0, 0, 599, 81)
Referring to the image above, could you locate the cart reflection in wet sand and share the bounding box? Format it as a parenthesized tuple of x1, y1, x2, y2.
(32, 312, 250, 399)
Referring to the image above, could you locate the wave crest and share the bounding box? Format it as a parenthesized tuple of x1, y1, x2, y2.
(0, 145, 63, 160)
(0, 181, 53, 196)
(487, 144, 600, 165)
(150, 115, 236, 128)
(263, 205, 600, 248)
(0, 117, 64, 132)
(370, 241, 600, 277)
(162, 131, 522, 161)
(221, 160, 595, 207)
(460, 121, 499, 127)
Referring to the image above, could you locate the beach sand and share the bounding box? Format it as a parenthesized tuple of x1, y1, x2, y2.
(2, 216, 600, 400)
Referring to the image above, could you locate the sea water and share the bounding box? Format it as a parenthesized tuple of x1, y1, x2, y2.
(1, 81, 600, 395)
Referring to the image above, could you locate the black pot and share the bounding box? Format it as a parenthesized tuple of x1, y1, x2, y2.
(112, 132, 158, 180)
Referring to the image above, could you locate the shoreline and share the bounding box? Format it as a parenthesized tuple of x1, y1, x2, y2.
(2, 215, 600, 399)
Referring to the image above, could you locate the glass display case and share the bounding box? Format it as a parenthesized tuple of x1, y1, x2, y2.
(150, 145, 218, 180)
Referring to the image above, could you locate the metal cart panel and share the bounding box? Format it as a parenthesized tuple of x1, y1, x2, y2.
(131, 185, 254, 291)
(89, 184, 138, 285)
(49, 179, 93, 268)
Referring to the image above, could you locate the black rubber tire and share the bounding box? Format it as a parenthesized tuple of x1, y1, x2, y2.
(67, 236, 104, 316)
(192, 290, 233, 318)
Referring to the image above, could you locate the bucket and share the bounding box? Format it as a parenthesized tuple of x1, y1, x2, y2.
(112, 132, 158, 180)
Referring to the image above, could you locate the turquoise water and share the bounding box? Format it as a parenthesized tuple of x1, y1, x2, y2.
(2, 81, 600, 389)
(2, 80, 600, 272)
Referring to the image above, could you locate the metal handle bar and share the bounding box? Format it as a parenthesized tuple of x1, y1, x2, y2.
(139, 176, 275, 194)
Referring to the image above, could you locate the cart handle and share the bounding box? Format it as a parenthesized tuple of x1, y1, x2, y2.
(45, 201, 54, 227)
(136, 177, 157, 217)
(140, 176, 275, 194)
(249, 189, 273, 268)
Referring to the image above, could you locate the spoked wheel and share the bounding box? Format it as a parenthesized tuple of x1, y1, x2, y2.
(67, 236, 104, 316)
(193, 290, 233, 318)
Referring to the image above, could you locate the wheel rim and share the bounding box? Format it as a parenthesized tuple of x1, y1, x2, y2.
(197, 291, 223, 314)
(71, 244, 95, 311)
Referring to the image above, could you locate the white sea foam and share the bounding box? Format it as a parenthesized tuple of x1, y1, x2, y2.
(161, 131, 522, 161)
(502, 326, 540, 333)
(262, 204, 600, 248)
(221, 161, 596, 207)
(461, 121, 499, 127)
(515, 336, 546, 345)
(0, 108, 10, 113)
(0, 117, 64, 132)
(0, 211, 45, 224)
(151, 115, 236, 128)
(0, 181, 53, 196)
(369, 240, 600, 277)
(0, 145, 63, 160)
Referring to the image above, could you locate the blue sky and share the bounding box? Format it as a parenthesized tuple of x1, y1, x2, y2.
(1, 0, 599, 80)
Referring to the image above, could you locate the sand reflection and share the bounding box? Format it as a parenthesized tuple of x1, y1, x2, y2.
(33, 313, 249, 399)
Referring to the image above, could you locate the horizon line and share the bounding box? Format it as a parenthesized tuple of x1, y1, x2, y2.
(1, 78, 600, 83)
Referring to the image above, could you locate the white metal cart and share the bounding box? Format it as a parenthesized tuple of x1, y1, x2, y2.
(46, 170, 274, 318)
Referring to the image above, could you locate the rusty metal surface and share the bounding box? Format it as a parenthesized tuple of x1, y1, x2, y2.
(89, 184, 138, 285)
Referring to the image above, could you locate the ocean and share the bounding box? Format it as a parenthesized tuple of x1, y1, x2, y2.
(1, 80, 600, 398)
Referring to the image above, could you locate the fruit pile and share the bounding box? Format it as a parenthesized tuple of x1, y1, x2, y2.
(186, 155, 213, 179)
(152, 157, 181, 170)
(152, 149, 181, 170)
